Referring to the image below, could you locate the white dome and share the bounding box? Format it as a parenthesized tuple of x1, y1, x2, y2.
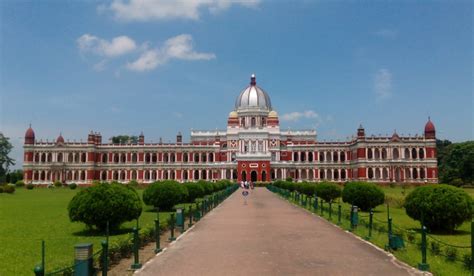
(235, 74, 272, 111)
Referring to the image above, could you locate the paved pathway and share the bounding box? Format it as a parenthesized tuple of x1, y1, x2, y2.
(138, 188, 421, 276)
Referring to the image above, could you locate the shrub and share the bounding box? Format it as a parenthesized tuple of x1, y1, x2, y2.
(463, 253, 472, 269)
(3, 185, 15, 194)
(404, 184, 473, 231)
(299, 182, 316, 196)
(69, 183, 77, 190)
(450, 178, 463, 187)
(127, 180, 139, 188)
(143, 181, 187, 210)
(68, 183, 142, 231)
(406, 230, 416, 243)
(430, 241, 441, 255)
(15, 180, 25, 187)
(342, 182, 385, 211)
(185, 183, 205, 202)
(315, 182, 342, 202)
(53, 181, 62, 188)
(197, 181, 214, 195)
(445, 247, 458, 262)
(285, 177, 293, 182)
(26, 183, 34, 190)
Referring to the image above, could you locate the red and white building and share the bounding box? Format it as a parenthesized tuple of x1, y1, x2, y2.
(23, 75, 438, 185)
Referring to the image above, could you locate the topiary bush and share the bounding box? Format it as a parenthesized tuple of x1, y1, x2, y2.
(127, 180, 139, 188)
(69, 183, 77, 190)
(26, 183, 34, 190)
(185, 183, 205, 202)
(68, 183, 142, 231)
(53, 181, 62, 188)
(15, 180, 25, 188)
(404, 184, 473, 231)
(197, 181, 214, 195)
(143, 181, 187, 210)
(342, 182, 385, 211)
(299, 182, 316, 196)
(3, 184, 15, 194)
(315, 182, 341, 202)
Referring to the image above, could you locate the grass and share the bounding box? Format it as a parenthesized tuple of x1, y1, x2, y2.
(284, 186, 473, 276)
(0, 188, 173, 276)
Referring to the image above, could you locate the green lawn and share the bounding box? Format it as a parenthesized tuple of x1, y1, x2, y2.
(0, 188, 172, 276)
(285, 186, 473, 276)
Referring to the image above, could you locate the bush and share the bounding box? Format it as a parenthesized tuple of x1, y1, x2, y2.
(315, 182, 342, 202)
(197, 181, 214, 195)
(15, 180, 25, 187)
(185, 183, 205, 202)
(53, 181, 62, 188)
(450, 178, 463, 187)
(127, 180, 139, 188)
(143, 181, 187, 210)
(69, 183, 77, 190)
(26, 183, 34, 190)
(342, 182, 385, 211)
(285, 177, 293, 182)
(299, 182, 317, 196)
(463, 253, 472, 269)
(68, 183, 142, 231)
(404, 184, 473, 231)
(445, 247, 458, 262)
(3, 185, 15, 194)
(430, 241, 441, 255)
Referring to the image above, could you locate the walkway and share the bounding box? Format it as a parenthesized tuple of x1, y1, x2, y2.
(138, 188, 420, 276)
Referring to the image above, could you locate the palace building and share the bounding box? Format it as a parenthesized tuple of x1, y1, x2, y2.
(23, 75, 438, 185)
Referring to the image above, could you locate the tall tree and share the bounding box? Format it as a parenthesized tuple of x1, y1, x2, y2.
(111, 135, 138, 144)
(0, 133, 15, 183)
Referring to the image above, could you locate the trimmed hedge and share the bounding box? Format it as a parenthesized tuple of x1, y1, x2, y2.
(68, 183, 142, 231)
(26, 183, 35, 190)
(404, 184, 473, 231)
(143, 181, 188, 211)
(184, 183, 205, 202)
(315, 182, 341, 202)
(69, 183, 77, 190)
(342, 182, 385, 211)
(15, 180, 25, 187)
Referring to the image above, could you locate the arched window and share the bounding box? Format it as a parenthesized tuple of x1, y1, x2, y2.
(101, 171, 107, 181)
(368, 168, 374, 179)
(393, 148, 399, 159)
(251, 117, 256, 127)
(113, 171, 119, 180)
(183, 153, 188, 163)
(194, 170, 200, 180)
(374, 148, 380, 159)
(319, 170, 325, 179)
(367, 149, 373, 160)
(47, 153, 52, 163)
(419, 149, 425, 159)
(340, 152, 346, 162)
(131, 153, 137, 163)
(319, 152, 325, 162)
(201, 153, 207, 163)
(120, 153, 126, 163)
(412, 148, 417, 159)
(333, 152, 338, 162)
(381, 149, 387, 160)
(102, 153, 108, 163)
(57, 153, 63, 162)
(34, 153, 40, 163)
(301, 152, 306, 162)
(341, 169, 346, 180)
(152, 153, 157, 163)
(131, 170, 137, 180)
(170, 153, 175, 163)
(404, 148, 410, 159)
(293, 152, 299, 162)
(145, 153, 150, 163)
(163, 153, 169, 163)
(308, 152, 313, 162)
(412, 168, 418, 179)
(81, 153, 86, 163)
(209, 153, 214, 162)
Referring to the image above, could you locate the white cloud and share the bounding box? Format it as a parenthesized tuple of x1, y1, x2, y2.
(374, 68, 392, 101)
(281, 110, 319, 122)
(106, 0, 260, 21)
(127, 34, 215, 72)
(373, 29, 398, 39)
(77, 34, 137, 57)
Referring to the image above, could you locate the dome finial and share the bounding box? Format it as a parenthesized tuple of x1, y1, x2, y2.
(250, 74, 256, 86)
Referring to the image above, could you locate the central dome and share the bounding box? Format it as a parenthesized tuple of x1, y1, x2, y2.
(235, 74, 272, 111)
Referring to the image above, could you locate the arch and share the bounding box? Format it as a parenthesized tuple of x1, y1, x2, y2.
(277, 169, 282, 180)
(319, 152, 325, 162)
(81, 152, 86, 163)
(194, 153, 199, 163)
(271, 170, 276, 180)
(144, 171, 150, 181)
(170, 171, 176, 180)
(241, 171, 247, 181)
(113, 171, 119, 181)
(40, 171, 46, 181)
(68, 153, 73, 163)
(47, 153, 52, 163)
(183, 170, 188, 180)
(368, 168, 374, 179)
(301, 152, 306, 162)
(120, 153, 126, 163)
(102, 153, 108, 163)
(319, 170, 325, 179)
(250, 171, 258, 182)
(334, 170, 339, 180)
(163, 153, 169, 163)
(394, 168, 401, 182)
(393, 148, 399, 159)
(209, 153, 214, 162)
(333, 152, 338, 162)
(145, 153, 151, 163)
(170, 153, 175, 163)
(412, 148, 417, 159)
(120, 171, 126, 181)
(375, 169, 381, 179)
(308, 152, 313, 162)
(183, 153, 188, 163)
(419, 149, 425, 159)
(340, 152, 346, 162)
(57, 153, 63, 162)
(381, 148, 387, 160)
(201, 153, 207, 163)
(152, 153, 157, 163)
(367, 149, 373, 159)
(262, 171, 267, 182)
(163, 171, 169, 180)
(35, 153, 40, 163)
(341, 169, 346, 180)
(374, 148, 380, 159)
(420, 168, 425, 179)
(101, 171, 107, 181)
(405, 168, 411, 180)
(383, 168, 389, 180)
(66, 171, 72, 181)
(404, 148, 410, 159)
(293, 152, 299, 162)
(251, 117, 256, 127)
(412, 168, 418, 179)
(194, 170, 200, 180)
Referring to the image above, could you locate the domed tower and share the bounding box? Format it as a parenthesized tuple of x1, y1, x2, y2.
(234, 74, 273, 129)
(24, 125, 35, 145)
(424, 117, 436, 139)
(56, 133, 65, 145)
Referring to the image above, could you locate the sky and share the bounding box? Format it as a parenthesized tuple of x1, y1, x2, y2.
(1, 0, 472, 169)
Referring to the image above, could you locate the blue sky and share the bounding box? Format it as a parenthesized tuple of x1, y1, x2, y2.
(1, 0, 472, 169)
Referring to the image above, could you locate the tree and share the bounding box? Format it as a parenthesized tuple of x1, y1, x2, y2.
(437, 140, 474, 185)
(342, 182, 385, 211)
(111, 135, 138, 144)
(68, 183, 142, 231)
(0, 133, 15, 184)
